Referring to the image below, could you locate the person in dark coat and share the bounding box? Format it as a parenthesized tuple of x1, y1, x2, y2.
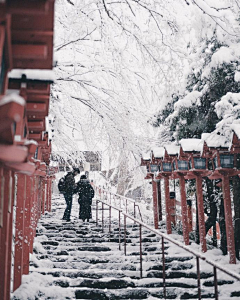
(76, 175, 95, 222)
(62, 167, 80, 221)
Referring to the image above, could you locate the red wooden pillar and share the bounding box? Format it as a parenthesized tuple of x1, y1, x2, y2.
(49, 178, 52, 212)
(164, 177, 172, 234)
(23, 176, 32, 275)
(157, 181, 162, 221)
(195, 175, 207, 253)
(179, 175, 189, 245)
(170, 193, 176, 226)
(37, 177, 41, 221)
(45, 178, 49, 212)
(0, 168, 12, 300)
(46, 177, 52, 212)
(7, 172, 14, 298)
(13, 174, 26, 291)
(152, 178, 159, 229)
(187, 202, 193, 232)
(41, 178, 46, 215)
(29, 176, 36, 254)
(222, 175, 236, 264)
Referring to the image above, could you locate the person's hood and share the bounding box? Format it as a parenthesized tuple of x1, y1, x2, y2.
(80, 179, 90, 184)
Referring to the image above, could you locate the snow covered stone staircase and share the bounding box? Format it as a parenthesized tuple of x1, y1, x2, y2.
(12, 195, 240, 300)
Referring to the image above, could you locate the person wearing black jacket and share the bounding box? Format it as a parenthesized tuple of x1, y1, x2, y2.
(62, 168, 80, 221)
(76, 175, 95, 222)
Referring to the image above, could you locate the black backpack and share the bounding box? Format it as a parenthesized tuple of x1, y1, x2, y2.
(58, 177, 66, 194)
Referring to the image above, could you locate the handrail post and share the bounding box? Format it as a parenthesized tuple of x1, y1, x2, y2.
(96, 200, 98, 225)
(196, 257, 201, 299)
(118, 210, 121, 251)
(134, 203, 136, 220)
(214, 266, 218, 300)
(102, 202, 104, 232)
(162, 237, 166, 299)
(109, 205, 111, 233)
(124, 215, 127, 255)
(139, 224, 143, 278)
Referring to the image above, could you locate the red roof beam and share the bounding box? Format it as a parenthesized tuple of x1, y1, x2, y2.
(28, 120, 45, 132)
(26, 103, 47, 113)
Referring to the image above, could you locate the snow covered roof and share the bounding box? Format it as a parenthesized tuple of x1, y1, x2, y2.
(0, 92, 25, 106)
(231, 124, 240, 140)
(8, 69, 55, 82)
(152, 147, 165, 159)
(165, 145, 180, 156)
(201, 132, 231, 148)
(179, 139, 204, 152)
(24, 140, 38, 146)
(142, 152, 151, 160)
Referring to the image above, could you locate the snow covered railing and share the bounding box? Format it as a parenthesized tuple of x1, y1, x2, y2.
(95, 198, 240, 300)
(95, 187, 143, 222)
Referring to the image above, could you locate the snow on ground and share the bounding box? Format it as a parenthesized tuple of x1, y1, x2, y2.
(12, 183, 240, 299)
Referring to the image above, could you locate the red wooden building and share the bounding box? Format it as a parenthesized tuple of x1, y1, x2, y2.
(0, 1, 55, 299)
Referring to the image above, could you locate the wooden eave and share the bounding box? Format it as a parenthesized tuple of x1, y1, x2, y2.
(28, 120, 45, 133)
(0, 144, 28, 163)
(7, 0, 53, 16)
(0, 100, 25, 144)
(10, 0, 54, 69)
(5, 161, 36, 175)
(140, 158, 150, 166)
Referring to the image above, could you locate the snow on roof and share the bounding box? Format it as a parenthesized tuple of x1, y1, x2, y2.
(165, 145, 180, 156)
(152, 147, 165, 159)
(142, 152, 151, 160)
(201, 132, 231, 148)
(231, 124, 240, 139)
(8, 69, 55, 82)
(24, 140, 38, 146)
(0, 92, 25, 106)
(180, 138, 203, 152)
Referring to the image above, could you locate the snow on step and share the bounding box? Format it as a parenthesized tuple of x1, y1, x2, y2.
(12, 195, 240, 300)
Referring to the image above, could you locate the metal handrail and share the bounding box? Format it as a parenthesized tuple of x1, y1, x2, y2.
(95, 198, 240, 300)
(96, 187, 143, 222)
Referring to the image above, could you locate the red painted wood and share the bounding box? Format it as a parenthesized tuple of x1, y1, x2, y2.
(195, 176, 207, 253)
(28, 120, 44, 131)
(8, 0, 49, 15)
(27, 102, 47, 113)
(0, 168, 11, 300)
(29, 176, 35, 254)
(170, 196, 176, 226)
(222, 175, 236, 264)
(157, 181, 162, 221)
(41, 178, 46, 215)
(47, 178, 52, 212)
(179, 175, 189, 245)
(187, 204, 193, 232)
(23, 176, 32, 275)
(164, 177, 172, 234)
(152, 179, 159, 229)
(6, 172, 14, 298)
(13, 174, 26, 291)
(12, 42, 48, 65)
(0, 145, 28, 163)
(46, 179, 49, 211)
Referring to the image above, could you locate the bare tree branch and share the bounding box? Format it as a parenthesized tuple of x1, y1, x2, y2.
(55, 28, 98, 51)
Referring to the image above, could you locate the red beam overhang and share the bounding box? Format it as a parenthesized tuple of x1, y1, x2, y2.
(0, 144, 28, 163)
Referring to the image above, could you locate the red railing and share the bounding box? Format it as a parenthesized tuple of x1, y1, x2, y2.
(95, 198, 240, 300)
